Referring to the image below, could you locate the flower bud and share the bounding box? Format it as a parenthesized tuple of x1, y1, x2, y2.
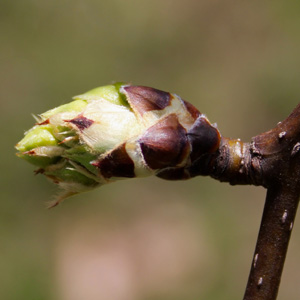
(16, 83, 221, 206)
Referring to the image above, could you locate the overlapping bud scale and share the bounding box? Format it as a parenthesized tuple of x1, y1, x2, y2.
(16, 83, 220, 206)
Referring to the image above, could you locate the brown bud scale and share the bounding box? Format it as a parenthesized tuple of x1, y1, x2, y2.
(139, 114, 190, 170)
(93, 143, 135, 178)
(123, 86, 172, 116)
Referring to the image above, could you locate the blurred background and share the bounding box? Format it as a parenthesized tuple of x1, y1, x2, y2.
(1, 0, 300, 299)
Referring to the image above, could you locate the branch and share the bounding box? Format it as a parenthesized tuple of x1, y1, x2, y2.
(204, 103, 300, 300)
(243, 184, 300, 299)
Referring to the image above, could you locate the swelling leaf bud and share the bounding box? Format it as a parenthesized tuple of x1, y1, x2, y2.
(16, 83, 221, 207)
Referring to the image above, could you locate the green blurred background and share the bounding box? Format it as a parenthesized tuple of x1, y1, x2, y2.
(2, 1, 300, 299)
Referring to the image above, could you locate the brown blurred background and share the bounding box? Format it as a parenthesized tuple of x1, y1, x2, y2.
(1, 1, 300, 299)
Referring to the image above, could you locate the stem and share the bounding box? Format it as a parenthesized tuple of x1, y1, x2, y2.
(186, 98, 300, 299)
(202, 103, 300, 299)
(243, 184, 300, 300)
